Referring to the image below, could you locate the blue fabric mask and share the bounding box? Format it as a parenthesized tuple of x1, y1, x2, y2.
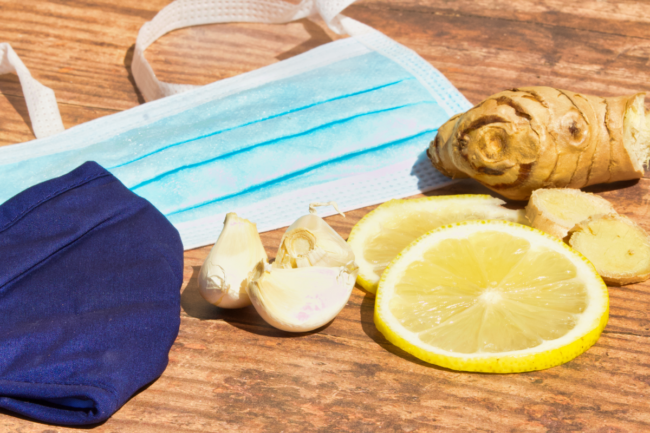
(0, 0, 471, 249)
(0, 161, 183, 425)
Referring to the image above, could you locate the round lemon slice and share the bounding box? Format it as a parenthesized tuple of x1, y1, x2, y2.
(348, 195, 527, 294)
(375, 220, 608, 373)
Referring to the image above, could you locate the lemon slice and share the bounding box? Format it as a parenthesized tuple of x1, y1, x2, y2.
(375, 221, 608, 373)
(348, 195, 527, 294)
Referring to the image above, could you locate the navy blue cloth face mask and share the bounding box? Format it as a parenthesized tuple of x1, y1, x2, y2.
(0, 162, 183, 425)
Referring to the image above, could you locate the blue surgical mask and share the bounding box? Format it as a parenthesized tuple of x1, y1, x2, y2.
(0, 0, 471, 249)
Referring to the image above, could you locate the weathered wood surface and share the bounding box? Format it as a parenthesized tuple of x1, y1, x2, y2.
(1, 0, 650, 431)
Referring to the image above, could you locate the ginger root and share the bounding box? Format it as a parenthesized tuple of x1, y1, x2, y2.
(568, 214, 650, 286)
(526, 188, 614, 239)
(525, 188, 650, 286)
(429, 87, 650, 200)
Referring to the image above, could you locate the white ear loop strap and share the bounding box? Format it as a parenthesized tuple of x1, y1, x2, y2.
(0, 43, 64, 140)
(132, 0, 359, 102)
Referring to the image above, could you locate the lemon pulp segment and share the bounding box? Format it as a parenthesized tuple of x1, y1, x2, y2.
(389, 231, 587, 353)
(364, 209, 466, 277)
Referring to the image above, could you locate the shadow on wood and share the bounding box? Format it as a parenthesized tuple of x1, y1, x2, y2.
(359, 291, 460, 372)
(123, 45, 145, 105)
(582, 179, 640, 194)
(275, 18, 334, 61)
(0, 73, 34, 136)
(180, 265, 335, 338)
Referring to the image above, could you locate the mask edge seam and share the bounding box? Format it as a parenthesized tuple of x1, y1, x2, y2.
(0, 172, 111, 235)
(0, 192, 149, 293)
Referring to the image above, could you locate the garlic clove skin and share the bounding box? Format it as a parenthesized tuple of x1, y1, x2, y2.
(198, 213, 268, 309)
(248, 264, 358, 332)
(275, 205, 355, 270)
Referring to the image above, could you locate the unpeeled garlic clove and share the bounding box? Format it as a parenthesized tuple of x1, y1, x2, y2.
(248, 264, 358, 332)
(198, 213, 268, 309)
(275, 202, 355, 270)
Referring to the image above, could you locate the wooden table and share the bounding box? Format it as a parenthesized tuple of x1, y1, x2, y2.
(2, 0, 650, 431)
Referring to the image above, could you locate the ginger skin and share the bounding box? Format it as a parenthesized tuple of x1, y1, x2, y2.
(429, 87, 650, 200)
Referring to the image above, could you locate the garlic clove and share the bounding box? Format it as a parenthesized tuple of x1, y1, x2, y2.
(198, 213, 268, 309)
(248, 264, 358, 332)
(275, 202, 355, 270)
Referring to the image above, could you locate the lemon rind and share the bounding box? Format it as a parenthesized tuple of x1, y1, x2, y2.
(374, 220, 609, 373)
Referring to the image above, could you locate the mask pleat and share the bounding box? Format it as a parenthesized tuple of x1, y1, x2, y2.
(108, 77, 412, 171)
(127, 99, 433, 191)
(165, 128, 438, 218)
(143, 101, 446, 220)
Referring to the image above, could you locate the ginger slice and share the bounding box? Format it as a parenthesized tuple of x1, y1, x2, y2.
(568, 214, 650, 286)
(526, 188, 615, 239)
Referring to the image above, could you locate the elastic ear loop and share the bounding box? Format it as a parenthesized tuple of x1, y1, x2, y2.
(131, 0, 363, 102)
(0, 43, 64, 140)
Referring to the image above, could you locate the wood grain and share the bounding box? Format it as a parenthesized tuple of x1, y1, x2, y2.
(1, 0, 650, 431)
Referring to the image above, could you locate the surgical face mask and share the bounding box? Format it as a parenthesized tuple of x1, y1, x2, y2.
(0, 0, 471, 249)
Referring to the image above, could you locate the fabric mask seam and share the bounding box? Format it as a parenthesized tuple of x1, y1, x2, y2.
(166, 127, 437, 216)
(129, 100, 434, 192)
(0, 378, 119, 410)
(0, 172, 111, 234)
(0, 203, 141, 293)
(108, 77, 413, 171)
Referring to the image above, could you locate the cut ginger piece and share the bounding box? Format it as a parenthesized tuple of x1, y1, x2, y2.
(526, 188, 615, 239)
(568, 214, 650, 286)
